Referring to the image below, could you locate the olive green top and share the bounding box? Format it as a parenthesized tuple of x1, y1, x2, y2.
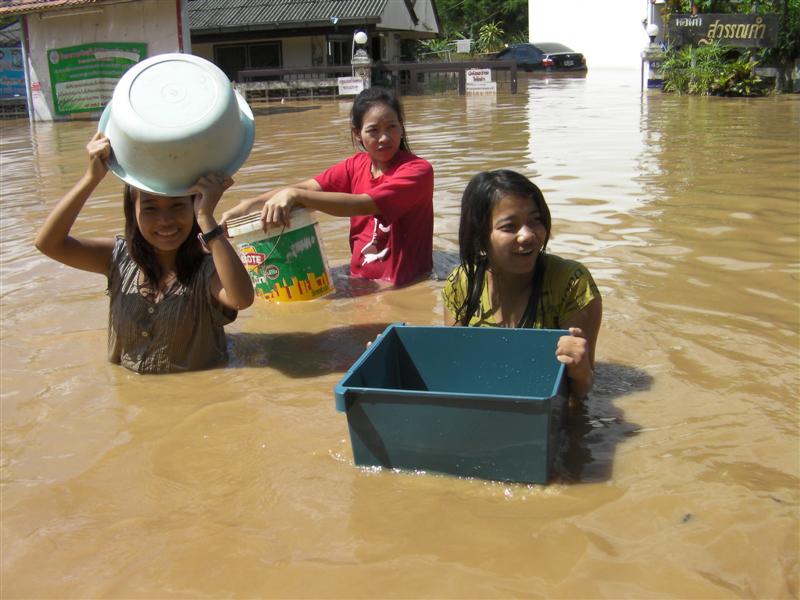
(442, 253, 599, 328)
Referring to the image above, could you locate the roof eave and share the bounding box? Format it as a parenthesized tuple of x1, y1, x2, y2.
(190, 17, 382, 35)
(0, 0, 104, 17)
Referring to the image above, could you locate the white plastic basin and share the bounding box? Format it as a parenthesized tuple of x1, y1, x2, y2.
(99, 53, 255, 196)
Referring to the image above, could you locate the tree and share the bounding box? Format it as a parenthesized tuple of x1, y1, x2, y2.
(435, 0, 528, 41)
(476, 22, 505, 53)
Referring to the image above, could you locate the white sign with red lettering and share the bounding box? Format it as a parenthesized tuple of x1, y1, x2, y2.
(337, 77, 364, 95)
(466, 68, 492, 84)
(466, 69, 496, 95)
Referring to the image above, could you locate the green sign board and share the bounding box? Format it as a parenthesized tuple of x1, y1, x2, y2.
(47, 42, 146, 116)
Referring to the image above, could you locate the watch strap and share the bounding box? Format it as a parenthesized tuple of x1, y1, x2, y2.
(199, 224, 224, 245)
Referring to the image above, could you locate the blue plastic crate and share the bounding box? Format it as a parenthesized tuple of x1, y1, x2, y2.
(335, 324, 569, 484)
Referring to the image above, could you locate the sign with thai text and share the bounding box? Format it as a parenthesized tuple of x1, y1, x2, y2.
(466, 68, 491, 84)
(337, 76, 364, 95)
(0, 47, 25, 99)
(466, 68, 496, 95)
(668, 13, 779, 48)
(47, 42, 146, 115)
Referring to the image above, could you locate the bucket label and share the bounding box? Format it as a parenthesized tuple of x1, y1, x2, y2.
(236, 223, 333, 302)
(242, 251, 266, 267)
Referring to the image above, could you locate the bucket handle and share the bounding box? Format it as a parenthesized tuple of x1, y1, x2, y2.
(262, 225, 287, 262)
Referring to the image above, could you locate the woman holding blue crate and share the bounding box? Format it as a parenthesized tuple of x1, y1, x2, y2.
(442, 170, 602, 406)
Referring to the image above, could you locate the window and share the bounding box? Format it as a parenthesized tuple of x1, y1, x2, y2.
(249, 43, 281, 69)
(214, 42, 282, 81)
(216, 45, 246, 81)
(327, 38, 350, 66)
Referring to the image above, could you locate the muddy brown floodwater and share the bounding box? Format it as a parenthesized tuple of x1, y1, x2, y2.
(2, 69, 798, 598)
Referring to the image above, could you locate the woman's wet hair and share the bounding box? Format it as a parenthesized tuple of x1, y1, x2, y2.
(455, 170, 552, 327)
(123, 184, 204, 287)
(350, 86, 411, 153)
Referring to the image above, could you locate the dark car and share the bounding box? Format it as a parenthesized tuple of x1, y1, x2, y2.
(493, 42, 587, 72)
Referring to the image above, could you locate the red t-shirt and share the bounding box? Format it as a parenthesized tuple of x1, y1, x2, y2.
(314, 150, 434, 286)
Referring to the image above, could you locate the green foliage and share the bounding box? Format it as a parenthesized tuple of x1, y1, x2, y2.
(711, 53, 766, 94)
(667, 0, 785, 13)
(476, 22, 505, 54)
(506, 30, 530, 45)
(417, 37, 455, 62)
(434, 0, 527, 41)
(760, 0, 800, 63)
(661, 42, 769, 95)
(413, 0, 528, 61)
(416, 31, 474, 62)
(662, 43, 721, 94)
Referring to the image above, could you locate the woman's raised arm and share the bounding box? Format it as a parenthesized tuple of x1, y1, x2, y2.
(34, 132, 115, 275)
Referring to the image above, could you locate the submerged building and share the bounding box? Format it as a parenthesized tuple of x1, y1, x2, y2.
(0, 0, 440, 121)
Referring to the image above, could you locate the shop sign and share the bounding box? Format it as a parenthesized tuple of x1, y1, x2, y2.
(466, 68, 496, 95)
(0, 47, 25, 99)
(466, 68, 491, 84)
(337, 76, 364, 95)
(47, 42, 147, 116)
(668, 13, 779, 48)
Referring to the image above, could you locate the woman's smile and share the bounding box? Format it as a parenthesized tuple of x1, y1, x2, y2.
(151, 226, 184, 244)
(487, 193, 547, 275)
(135, 192, 195, 252)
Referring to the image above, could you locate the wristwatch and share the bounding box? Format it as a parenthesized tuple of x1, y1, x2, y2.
(199, 224, 224, 245)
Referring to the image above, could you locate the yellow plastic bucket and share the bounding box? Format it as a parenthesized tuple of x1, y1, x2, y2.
(227, 208, 334, 302)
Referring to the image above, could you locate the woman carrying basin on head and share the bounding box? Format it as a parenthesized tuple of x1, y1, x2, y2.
(222, 86, 434, 287)
(442, 169, 602, 406)
(35, 132, 255, 374)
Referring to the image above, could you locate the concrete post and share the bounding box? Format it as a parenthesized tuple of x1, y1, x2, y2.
(351, 49, 372, 89)
(641, 41, 665, 89)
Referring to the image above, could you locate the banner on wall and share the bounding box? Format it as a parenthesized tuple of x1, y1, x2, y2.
(0, 47, 25, 99)
(47, 42, 147, 115)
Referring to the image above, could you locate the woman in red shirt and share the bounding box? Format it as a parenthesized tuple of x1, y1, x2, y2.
(222, 87, 434, 286)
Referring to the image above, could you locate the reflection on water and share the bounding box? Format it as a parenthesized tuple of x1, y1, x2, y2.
(2, 70, 798, 598)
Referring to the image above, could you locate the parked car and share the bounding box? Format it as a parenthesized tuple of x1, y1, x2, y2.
(493, 42, 587, 73)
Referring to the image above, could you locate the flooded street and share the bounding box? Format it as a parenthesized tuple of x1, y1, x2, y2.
(2, 69, 799, 598)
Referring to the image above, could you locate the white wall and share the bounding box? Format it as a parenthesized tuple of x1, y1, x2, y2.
(192, 42, 213, 62)
(24, 0, 185, 121)
(529, 0, 651, 69)
(282, 37, 312, 68)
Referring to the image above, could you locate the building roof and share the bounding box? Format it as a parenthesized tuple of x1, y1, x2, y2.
(0, 0, 103, 15)
(189, 0, 391, 33)
(0, 0, 438, 41)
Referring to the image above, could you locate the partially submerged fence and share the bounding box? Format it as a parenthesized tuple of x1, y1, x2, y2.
(235, 60, 518, 103)
(0, 98, 28, 119)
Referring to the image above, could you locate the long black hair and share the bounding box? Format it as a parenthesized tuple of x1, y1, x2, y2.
(350, 86, 412, 153)
(455, 170, 552, 328)
(123, 184, 204, 288)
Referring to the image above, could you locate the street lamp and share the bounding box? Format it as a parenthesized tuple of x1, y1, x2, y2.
(646, 23, 660, 43)
(352, 30, 368, 68)
(351, 30, 372, 88)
